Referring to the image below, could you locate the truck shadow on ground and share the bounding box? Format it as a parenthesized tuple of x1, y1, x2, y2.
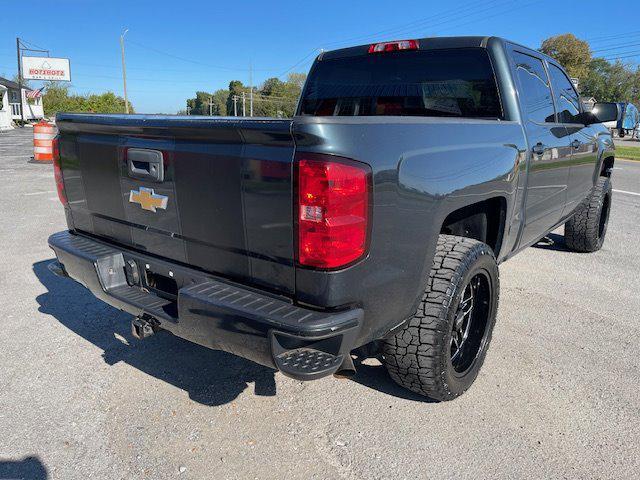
(33, 259, 428, 405)
(0, 456, 48, 480)
(32, 260, 277, 407)
(532, 232, 571, 252)
(348, 356, 437, 402)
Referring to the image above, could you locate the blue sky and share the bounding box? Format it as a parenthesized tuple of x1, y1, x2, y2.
(2, 0, 638, 113)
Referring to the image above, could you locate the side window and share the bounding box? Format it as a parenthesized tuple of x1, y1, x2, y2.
(549, 64, 581, 123)
(512, 51, 556, 124)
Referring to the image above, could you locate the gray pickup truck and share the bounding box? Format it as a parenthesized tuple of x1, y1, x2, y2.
(48, 36, 617, 401)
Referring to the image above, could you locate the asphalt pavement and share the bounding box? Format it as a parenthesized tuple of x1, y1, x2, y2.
(1, 127, 639, 480)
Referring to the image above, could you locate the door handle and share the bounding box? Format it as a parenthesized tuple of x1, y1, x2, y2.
(571, 139, 582, 150)
(126, 148, 164, 182)
(532, 142, 546, 156)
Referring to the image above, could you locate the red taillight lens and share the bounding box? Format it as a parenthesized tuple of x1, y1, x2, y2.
(296, 154, 370, 269)
(52, 137, 68, 206)
(368, 39, 419, 54)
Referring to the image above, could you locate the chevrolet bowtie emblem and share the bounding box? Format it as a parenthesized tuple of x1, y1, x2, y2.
(129, 187, 168, 212)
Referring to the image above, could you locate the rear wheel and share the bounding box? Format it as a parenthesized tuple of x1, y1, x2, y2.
(565, 177, 612, 253)
(382, 235, 499, 401)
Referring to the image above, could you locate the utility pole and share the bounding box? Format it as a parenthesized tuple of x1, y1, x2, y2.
(120, 29, 130, 114)
(16, 37, 24, 124)
(249, 62, 253, 117)
(232, 95, 238, 116)
(241, 91, 246, 117)
(209, 96, 213, 116)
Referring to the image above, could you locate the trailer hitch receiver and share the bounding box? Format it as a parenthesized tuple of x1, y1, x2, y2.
(131, 315, 158, 340)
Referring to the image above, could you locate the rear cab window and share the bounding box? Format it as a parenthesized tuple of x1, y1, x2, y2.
(299, 48, 502, 119)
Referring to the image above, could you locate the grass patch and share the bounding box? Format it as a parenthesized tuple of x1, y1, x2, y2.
(616, 145, 640, 161)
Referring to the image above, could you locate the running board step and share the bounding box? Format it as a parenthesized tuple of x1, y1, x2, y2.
(274, 348, 343, 380)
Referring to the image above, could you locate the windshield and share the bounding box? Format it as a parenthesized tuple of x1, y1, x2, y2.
(299, 48, 502, 119)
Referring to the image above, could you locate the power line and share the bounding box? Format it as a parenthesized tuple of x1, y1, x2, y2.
(250, 97, 297, 103)
(18, 38, 49, 52)
(320, 0, 510, 49)
(586, 30, 640, 42)
(592, 42, 640, 53)
(589, 32, 640, 47)
(277, 51, 320, 79)
(275, 0, 521, 78)
(66, 71, 232, 84)
(127, 40, 275, 72)
(602, 51, 640, 61)
(433, 0, 540, 35)
(368, 0, 519, 40)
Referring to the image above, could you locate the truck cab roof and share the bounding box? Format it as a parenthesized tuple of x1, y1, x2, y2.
(319, 36, 558, 65)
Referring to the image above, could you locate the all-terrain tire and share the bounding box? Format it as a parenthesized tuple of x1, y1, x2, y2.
(565, 177, 612, 253)
(382, 235, 499, 401)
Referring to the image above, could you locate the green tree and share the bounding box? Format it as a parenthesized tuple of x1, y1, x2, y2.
(211, 89, 229, 115)
(42, 82, 130, 115)
(12, 74, 31, 89)
(186, 91, 212, 115)
(253, 73, 306, 117)
(540, 34, 591, 80)
(286, 72, 307, 89)
(185, 88, 230, 116)
(261, 77, 285, 97)
(631, 67, 640, 106)
(227, 80, 246, 115)
(580, 58, 640, 106)
(184, 72, 307, 118)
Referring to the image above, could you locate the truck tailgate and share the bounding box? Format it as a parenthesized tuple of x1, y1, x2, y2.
(55, 114, 295, 295)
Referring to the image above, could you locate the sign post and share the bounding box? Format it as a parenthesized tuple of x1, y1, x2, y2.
(16, 38, 24, 123)
(16, 38, 53, 125)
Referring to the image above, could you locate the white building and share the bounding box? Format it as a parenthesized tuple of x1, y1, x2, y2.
(0, 84, 11, 131)
(0, 76, 45, 129)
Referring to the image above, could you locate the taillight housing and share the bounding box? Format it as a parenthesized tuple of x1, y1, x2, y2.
(296, 153, 371, 269)
(368, 39, 419, 54)
(52, 137, 68, 207)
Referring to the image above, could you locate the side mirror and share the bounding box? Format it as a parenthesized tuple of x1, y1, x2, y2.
(584, 102, 619, 125)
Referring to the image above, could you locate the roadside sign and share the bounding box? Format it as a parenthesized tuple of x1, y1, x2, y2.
(570, 77, 579, 88)
(21, 56, 71, 81)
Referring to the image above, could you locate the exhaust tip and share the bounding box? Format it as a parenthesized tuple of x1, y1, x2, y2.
(333, 354, 356, 379)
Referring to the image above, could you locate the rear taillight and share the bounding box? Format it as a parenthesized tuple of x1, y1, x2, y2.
(296, 153, 370, 269)
(52, 137, 68, 206)
(368, 39, 419, 54)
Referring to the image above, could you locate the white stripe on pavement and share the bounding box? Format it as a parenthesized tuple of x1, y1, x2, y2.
(613, 189, 640, 197)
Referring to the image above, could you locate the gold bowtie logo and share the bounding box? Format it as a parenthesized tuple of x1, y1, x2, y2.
(129, 187, 168, 212)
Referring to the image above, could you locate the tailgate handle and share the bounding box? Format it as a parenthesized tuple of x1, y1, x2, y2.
(127, 149, 164, 182)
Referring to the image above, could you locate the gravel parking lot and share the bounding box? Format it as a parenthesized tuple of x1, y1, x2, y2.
(1, 127, 639, 480)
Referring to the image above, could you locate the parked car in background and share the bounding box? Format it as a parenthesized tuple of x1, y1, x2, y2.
(47, 36, 618, 401)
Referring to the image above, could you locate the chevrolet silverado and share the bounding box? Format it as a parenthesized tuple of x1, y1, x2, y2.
(47, 36, 618, 400)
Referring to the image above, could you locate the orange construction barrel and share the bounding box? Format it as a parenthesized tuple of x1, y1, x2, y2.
(33, 121, 57, 162)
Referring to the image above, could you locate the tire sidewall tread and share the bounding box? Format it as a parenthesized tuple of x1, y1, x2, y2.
(382, 235, 499, 401)
(565, 177, 612, 253)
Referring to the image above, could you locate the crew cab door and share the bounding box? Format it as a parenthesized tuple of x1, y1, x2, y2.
(509, 48, 572, 248)
(547, 62, 599, 214)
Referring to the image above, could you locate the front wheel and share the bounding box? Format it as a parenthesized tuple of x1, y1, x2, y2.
(565, 177, 612, 253)
(382, 235, 499, 401)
